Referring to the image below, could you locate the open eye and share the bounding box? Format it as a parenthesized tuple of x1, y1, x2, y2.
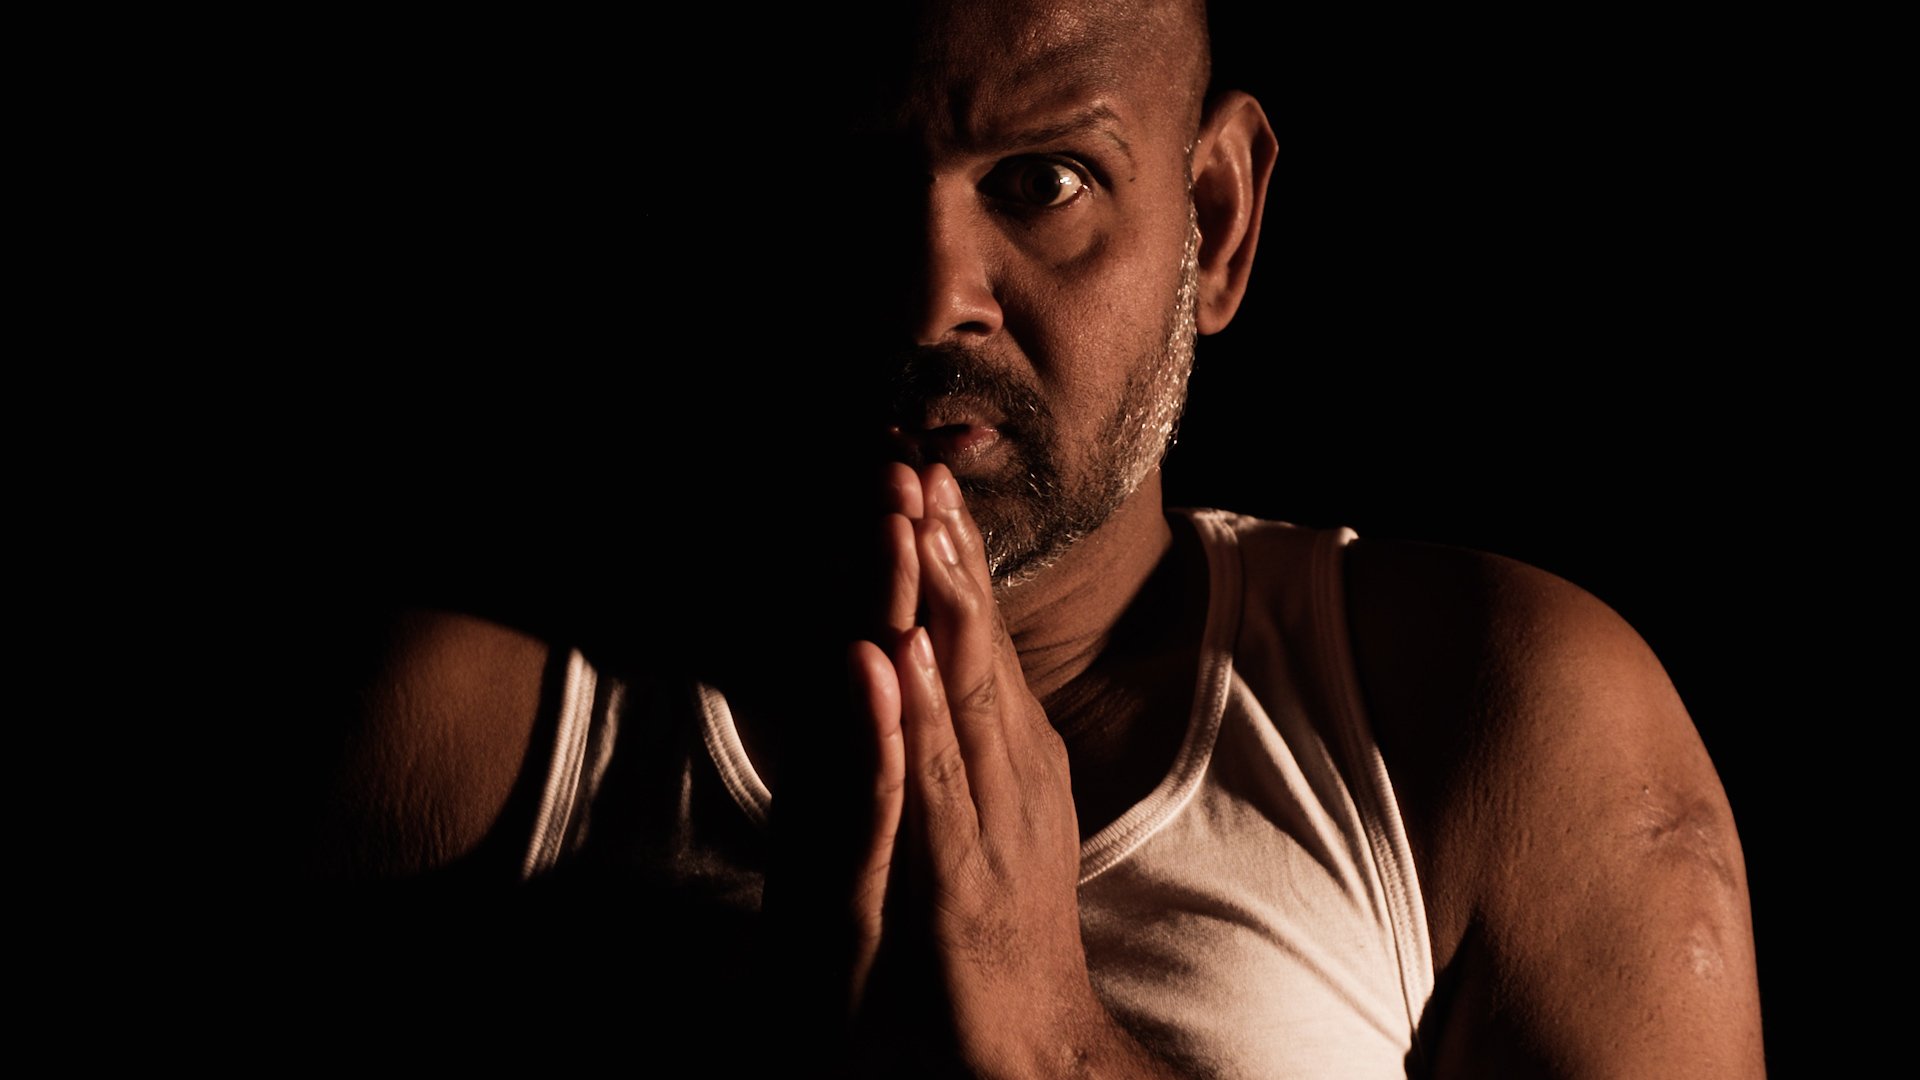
(983, 157, 1090, 208)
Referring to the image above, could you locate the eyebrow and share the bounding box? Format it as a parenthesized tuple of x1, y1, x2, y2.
(975, 104, 1135, 165)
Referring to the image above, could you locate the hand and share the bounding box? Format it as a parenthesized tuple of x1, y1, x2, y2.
(847, 464, 1170, 1078)
(760, 470, 916, 1046)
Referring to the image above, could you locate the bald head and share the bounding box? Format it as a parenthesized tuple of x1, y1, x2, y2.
(819, 0, 1213, 144)
(940, 1, 1208, 123)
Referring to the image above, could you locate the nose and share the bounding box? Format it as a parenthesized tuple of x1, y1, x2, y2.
(907, 178, 1004, 345)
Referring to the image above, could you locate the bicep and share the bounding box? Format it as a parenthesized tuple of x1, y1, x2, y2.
(1432, 575, 1763, 1078)
(1347, 540, 1762, 1077)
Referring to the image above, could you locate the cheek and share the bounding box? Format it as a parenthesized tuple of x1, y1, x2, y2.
(1011, 233, 1186, 399)
(994, 171, 1195, 422)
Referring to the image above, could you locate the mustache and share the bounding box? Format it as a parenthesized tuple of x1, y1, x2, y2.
(884, 344, 1048, 431)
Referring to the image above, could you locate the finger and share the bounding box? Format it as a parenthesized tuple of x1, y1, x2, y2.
(868, 464, 923, 648)
(922, 464, 993, 595)
(878, 513, 920, 647)
(881, 461, 925, 519)
(922, 466, 1048, 746)
(846, 640, 905, 1011)
(913, 515, 1018, 807)
(896, 625, 979, 853)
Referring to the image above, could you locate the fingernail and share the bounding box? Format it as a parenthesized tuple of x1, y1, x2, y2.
(932, 522, 959, 565)
(910, 627, 935, 672)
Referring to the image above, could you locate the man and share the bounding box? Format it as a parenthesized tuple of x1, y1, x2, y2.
(304, 2, 1763, 1075)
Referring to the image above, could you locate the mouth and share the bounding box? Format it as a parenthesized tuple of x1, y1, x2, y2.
(886, 403, 1009, 472)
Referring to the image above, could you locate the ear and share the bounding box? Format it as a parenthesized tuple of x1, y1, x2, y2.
(1189, 91, 1277, 335)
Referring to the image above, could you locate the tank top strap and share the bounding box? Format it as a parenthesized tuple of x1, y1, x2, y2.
(1221, 514, 1436, 1037)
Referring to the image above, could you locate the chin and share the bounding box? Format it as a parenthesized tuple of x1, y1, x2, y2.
(968, 489, 1105, 589)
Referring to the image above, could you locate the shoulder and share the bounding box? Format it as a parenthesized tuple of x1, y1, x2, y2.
(301, 608, 553, 880)
(1342, 538, 1764, 1077)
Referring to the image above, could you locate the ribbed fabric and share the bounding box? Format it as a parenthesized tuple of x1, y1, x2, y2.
(1308, 524, 1436, 1047)
(521, 649, 595, 879)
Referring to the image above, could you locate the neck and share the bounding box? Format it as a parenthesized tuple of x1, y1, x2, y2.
(729, 469, 1204, 840)
(996, 472, 1175, 709)
(1000, 471, 1211, 838)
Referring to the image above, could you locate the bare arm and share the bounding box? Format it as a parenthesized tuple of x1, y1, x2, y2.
(299, 609, 547, 879)
(1348, 541, 1764, 1078)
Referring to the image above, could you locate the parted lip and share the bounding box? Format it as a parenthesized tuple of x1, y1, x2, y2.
(889, 395, 1010, 435)
(885, 397, 1011, 467)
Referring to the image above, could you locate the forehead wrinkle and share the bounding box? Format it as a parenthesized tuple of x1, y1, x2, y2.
(922, 10, 1202, 160)
(1000, 26, 1129, 95)
(956, 101, 1137, 169)
(861, 1, 1201, 172)
(912, 44, 1126, 147)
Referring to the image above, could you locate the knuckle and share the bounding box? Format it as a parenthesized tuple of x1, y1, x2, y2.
(958, 671, 999, 714)
(948, 569, 984, 613)
(924, 741, 969, 790)
(1038, 728, 1068, 763)
(936, 869, 1013, 952)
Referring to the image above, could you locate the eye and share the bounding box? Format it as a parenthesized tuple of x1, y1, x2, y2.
(983, 157, 1090, 209)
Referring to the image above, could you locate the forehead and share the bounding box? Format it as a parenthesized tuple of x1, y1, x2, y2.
(847, 0, 1198, 148)
(916, 0, 1140, 83)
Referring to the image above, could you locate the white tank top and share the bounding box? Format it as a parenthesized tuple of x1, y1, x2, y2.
(524, 511, 1434, 1078)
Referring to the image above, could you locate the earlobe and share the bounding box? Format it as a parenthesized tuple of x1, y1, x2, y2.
(1190, 91, 1277, 335)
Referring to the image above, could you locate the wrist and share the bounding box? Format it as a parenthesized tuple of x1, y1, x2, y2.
(967, 983, 1177, 1080)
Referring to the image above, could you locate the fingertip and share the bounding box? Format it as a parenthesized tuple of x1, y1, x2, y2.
(847, 638, 882, 687)
(909, 625, 936, 674)
(922, 463, 959, 512)
(881, 511, 918, 556)
(848, 640, 901, 736)
(916, 513, 982, 603)
(878, 512, 922, 640)
(922, 465, 988, 570)
(930, 518, 959, 567)
(883, 461, 925, 518)
(892, 625, 944, 704)
(848, 637, 882, 670)
(911, 517, 966, 599)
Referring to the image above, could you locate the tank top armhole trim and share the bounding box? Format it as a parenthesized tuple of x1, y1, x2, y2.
(522, 647, 597, 879)
(696, 681, 772, 827)
(1077, 509, 1242, 885)
(1309, 528, 1437, 1039)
